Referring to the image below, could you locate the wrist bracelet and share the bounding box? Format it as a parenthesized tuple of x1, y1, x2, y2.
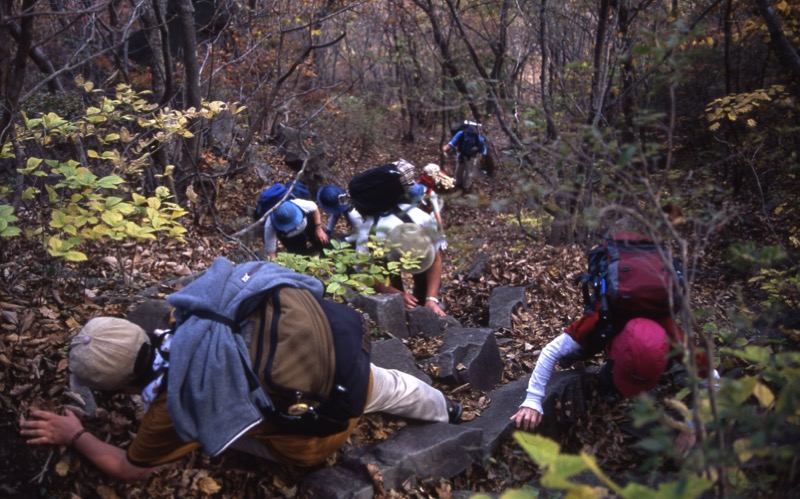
(70, 428, 89, 447)
(426, 296, 440, 304)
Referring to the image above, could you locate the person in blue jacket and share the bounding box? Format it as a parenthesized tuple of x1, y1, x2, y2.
(442, 121, 487, 191)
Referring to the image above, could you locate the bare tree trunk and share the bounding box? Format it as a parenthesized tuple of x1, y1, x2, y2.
(723, 0, 733, 95)
(754, 0, 800, 95)
(140, 0, 169, 102)
(588, 0, 610, 126)
(616, 0, 636, 145)
(174, 0, 202, 201)
(539, 0, 558, 141)
(412, 0, 481, 121)
(0, 0, 38, 143)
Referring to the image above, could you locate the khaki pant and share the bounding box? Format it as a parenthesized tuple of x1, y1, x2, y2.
(454, 154, 479, 189)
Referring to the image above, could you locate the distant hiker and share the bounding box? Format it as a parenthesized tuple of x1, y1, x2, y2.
(354, 202, 447, 317)
(263, 199, 329, 258)
(20, 258, 462, 481)
(316, 184, 364, 244)
(442, 121, 487, 191)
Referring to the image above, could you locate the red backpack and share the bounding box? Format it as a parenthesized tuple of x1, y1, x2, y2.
(580, 232, 683, 319)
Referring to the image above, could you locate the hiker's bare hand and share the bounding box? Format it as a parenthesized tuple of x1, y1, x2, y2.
(425, 300, 446, 317)
(400, 293, 418, 309)
(511, 407, 541, 432)
(316, 227, 329, 245)
(673, 429, 696, 457)
(20, 409, 82, 446)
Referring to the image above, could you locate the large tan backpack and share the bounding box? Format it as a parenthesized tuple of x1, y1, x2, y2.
(243, 286, 371, 436)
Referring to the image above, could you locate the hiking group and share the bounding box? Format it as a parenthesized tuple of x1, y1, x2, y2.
(20, 122, 717, 483)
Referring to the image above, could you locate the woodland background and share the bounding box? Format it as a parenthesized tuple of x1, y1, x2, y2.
(0, 0, 798, 497)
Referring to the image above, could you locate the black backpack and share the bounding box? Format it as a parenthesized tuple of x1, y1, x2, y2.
(348, 163, 409, 217)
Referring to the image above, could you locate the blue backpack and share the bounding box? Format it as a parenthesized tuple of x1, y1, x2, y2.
(253, 181, 311, 221)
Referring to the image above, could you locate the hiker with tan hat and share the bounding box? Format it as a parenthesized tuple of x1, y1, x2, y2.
(19, 258, 462, 481)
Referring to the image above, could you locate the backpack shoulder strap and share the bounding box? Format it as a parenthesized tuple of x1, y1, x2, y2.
(390, 205, 414, 224)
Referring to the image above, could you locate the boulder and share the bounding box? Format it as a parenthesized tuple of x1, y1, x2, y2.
(270, 124, 330, 189)
(126, 299, 173, 333)
(466, 253, 491, 282)
(298, 466, 375, 499)
(370, 338, 431, 384)
(353, 294, 409, 339)
(462, 377, 529, 456)
(487, 286, 528, 330)
(538, 367, 598, 440)
(406, 306, 445, 338)
(427, 328, 503, 391)
(340, 423, 483, 491)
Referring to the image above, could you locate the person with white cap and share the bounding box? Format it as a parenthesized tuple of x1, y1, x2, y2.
(263, 198, 329, 258)
(413, 163, 454, 232)
(19, 262, 463, 481)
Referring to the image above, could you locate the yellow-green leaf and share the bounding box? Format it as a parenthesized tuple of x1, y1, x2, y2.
(733, 438, 753, 463)
(752, 382, 774, 408)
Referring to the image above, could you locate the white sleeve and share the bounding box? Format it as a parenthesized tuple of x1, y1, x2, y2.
(355, 216, 375, 254)
(520, 332, 582, 414)
(263, 219, 278, 253)
(429, 191, 442, 216)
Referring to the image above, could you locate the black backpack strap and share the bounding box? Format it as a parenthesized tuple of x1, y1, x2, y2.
(390, 205, 414, 224)
(185, 309, 240, 332)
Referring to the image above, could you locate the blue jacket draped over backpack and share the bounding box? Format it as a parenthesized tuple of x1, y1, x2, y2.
(165, 257, 323, 456)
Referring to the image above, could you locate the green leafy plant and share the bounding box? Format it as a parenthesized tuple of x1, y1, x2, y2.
(274, 236, 424, 300)
(0, 204, 21, 238)
(472, 433, 712, 499)
(1, 79, 243, 272)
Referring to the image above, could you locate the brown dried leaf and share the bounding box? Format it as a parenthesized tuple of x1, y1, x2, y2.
(10, 384, 33, 396)
(366, 463, 385, 496)
(197, 476, 221, 495)
(96, 485, 120, 499)
(2, 310, 18, 325)
(54, 459, 70, 477)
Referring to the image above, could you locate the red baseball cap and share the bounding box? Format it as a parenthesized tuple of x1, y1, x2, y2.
(608, 318, 669, 397)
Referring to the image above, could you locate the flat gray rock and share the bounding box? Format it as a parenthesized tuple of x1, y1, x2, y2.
(340, 423, 483, 491)
(370, 338, 432, 384)
(297, 466, 375, 499)
(353, 293, 409, 339)
(406, 306, 444, 338)
(488, 286, 528, 330)
(427, 328, 503, 391)
(463, 377, 529, 455)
